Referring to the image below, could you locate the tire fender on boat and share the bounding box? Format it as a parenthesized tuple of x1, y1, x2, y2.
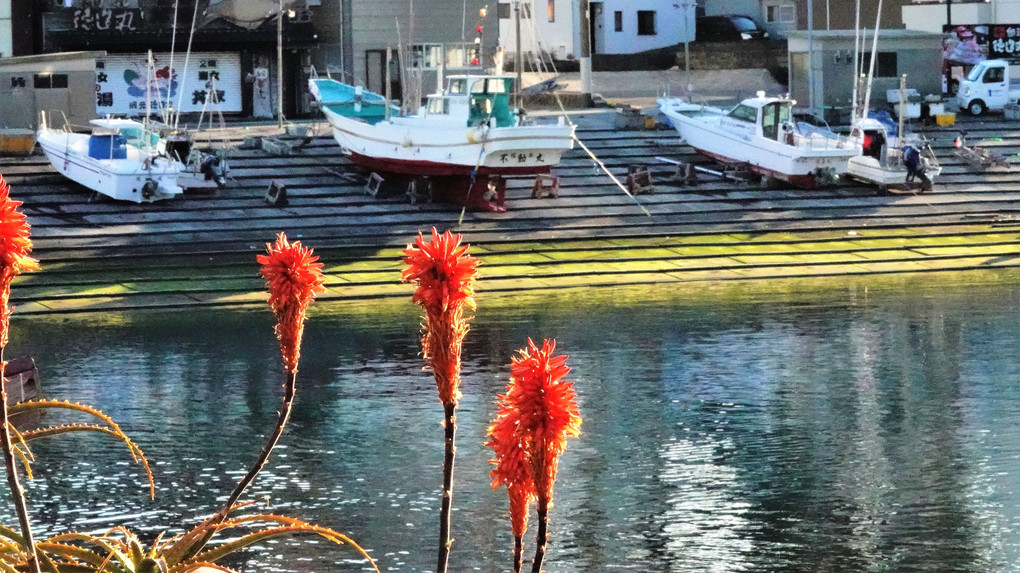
(141, 179, 159, 200)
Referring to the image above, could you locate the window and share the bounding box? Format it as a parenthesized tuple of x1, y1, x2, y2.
(765, 3, 795, 24)
(984, 66, 1005, 83)
(409, 43, 443, 69)
(34, 73, 68, 89)
(614, 11, 622, 32)
(862, 52, 897, 78)
(727, 103, 758, 123)
(548, 0, 554, 22)
(637, 10, 655, 35)
(498, 3, 509, 18)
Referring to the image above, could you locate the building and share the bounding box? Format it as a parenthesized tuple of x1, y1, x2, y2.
(787, 28, 944, 120)
(0, 0, 492, 122)
(903, 0, 1020, 32)
(0, 51, 104, 129)
(702, 0, 911, 38)
(496, 0, 695, 63)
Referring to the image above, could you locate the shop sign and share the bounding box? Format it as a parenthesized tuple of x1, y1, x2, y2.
(95, 52, 242, 115)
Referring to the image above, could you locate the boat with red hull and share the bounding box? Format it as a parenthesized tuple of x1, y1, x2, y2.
(312, 74, 575, 211)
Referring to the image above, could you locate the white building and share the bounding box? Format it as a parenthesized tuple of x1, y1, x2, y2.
(904, 0, 1020, 32)
(496, 0, 695, 62)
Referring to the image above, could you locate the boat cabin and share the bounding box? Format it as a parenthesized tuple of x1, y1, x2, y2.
(424, 75, 516, 128)
(723, 92, 796, 143)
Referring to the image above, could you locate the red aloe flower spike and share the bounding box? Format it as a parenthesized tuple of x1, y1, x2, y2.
(504, 339, 581, 573)
(177, 233, 327, 564)
(0, 174, 41, 573)
(401, 227, 479, 573)
(0, 175, 39, 348)
(257, 232, 326, 373)
(486, 399, 537, 573)
(401, 227, 479, 405)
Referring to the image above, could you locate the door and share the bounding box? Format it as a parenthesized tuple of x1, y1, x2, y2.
(590, 2, 604, 55)
(365, 50, 386, 95)
(982, 65, 1008, 107)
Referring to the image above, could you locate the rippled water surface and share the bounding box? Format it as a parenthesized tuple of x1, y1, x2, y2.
(4, 275, 1020, 572)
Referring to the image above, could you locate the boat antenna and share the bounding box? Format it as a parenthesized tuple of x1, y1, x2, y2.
(174, 0, 202, 130)
(861, 0, 883, 120)
(165, 0, 180, 124)
(851, 0, 861, 124)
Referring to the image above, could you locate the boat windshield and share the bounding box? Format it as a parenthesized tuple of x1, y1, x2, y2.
(448, 79, 468, 94)
(727, 104, 758, 123)
(427, 96, 450, 115)
(967, 64, 986, 82)
(470, 78, 509, 94)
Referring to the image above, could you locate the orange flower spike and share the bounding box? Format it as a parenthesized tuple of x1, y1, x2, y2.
(257, 232, 326, 373)
(401, 227, 479, 406)
(0, 175, 39, 347)
(507, 339, 582, 504)
(486, 402, 536, 538)
(401, 228, 479, 314)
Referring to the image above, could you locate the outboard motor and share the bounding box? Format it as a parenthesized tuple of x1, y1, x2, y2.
(902, 145, 932, 191)
(200, 153, 228, 188)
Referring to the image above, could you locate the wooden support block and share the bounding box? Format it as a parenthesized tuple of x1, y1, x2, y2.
(365, 172, 384, 197)
(531, 174, 560, 198)
(625, 165, 654, 194)
(407, 176, 432, 205)
(265, 180, 288, 207)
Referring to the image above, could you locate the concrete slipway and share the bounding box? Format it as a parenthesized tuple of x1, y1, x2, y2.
(2, 70, 1019, 316)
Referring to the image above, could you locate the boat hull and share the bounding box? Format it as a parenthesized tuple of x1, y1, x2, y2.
(658, 98, 859, 188)
(37, 129, 183, 203)
(846, 155, 908, 186)
(321, 107, 574, 177)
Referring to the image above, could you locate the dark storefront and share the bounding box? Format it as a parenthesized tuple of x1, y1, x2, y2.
(32, 0, 321, 120)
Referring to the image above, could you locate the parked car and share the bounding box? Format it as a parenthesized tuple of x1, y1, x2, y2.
(696, 14, 769, 41)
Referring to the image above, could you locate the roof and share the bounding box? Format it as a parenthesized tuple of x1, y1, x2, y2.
(0, 51, 107, 72)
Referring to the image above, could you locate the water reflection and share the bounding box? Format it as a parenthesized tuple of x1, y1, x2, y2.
(3, 276, 1020, 572)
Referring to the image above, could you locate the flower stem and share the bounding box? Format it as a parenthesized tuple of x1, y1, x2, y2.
(436, 401, 457, 573)
(513, 535, 524, 573)
(222, 369, 297, 516)
(531, 501, 549, 573)
(0, 350, 41, 573)
(179, 369, 298, 564)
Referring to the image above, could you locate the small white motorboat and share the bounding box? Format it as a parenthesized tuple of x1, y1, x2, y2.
(36, 113, 184, 203)
(658, 92, 861, 188)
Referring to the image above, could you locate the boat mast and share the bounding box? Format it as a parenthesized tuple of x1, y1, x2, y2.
(278, 0, 284, 128)
(515, 0, 522, 109)
(166, 0, 180, 123)
(862, 0, 883, 120)
(851, 0, 861, 124)
(174, 0, 201, 130)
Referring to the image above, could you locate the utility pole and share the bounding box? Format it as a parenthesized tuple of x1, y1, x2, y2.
(808, 0, 815, 116)
(277, 0, 284, 129)
(579, 0, 592, 106)
(946, 0, 952, 26)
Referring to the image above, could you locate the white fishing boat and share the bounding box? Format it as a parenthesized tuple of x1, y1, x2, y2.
(312, 74, 575, 210)
(36, 113, 184, 203)
(657, 92, 860, 188)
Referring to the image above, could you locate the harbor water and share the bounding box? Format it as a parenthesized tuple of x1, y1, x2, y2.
(3, 273, 1020, 572)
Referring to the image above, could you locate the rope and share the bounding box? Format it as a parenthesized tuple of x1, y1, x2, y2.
(573, 134, 651, 217)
